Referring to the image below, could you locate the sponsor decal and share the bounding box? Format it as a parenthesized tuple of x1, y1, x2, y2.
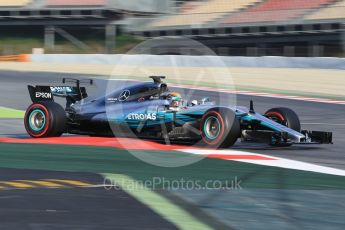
(107, 98, 118, 102)
(50, 86, 73, 93)
(127, 113, 157, 121)
(35, 92, 52, 99)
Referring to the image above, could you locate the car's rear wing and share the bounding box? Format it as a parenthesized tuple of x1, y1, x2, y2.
(28, 78, 93, 107)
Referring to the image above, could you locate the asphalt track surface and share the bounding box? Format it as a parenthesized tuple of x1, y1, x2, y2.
(1, 71, 345, 229)
(0, 168, 178, 230)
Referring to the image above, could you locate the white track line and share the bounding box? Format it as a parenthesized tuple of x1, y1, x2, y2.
(238, 158, 345, 177)
(179, 149, 345, 177)
(302, 123, 345, 126)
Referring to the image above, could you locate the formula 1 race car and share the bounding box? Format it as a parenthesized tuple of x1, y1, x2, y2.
(24, 76, 333, 148)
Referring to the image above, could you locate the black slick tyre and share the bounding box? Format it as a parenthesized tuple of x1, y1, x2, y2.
(24, 102, 66, 138)
(200, 108, 240, 149)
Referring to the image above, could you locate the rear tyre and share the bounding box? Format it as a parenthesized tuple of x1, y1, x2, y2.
(200, 108, 240, 149)
(24, 102, 66, 138)
(265, 107, 301, 131)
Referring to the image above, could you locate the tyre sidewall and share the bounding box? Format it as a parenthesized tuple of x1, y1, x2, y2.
(24, 102, 66, 138)
(265, 107, 301, 132)
(24, 103, 51, 137)
(200, 108, 240, 148)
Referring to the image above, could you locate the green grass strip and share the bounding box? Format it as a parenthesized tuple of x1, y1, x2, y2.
(0, 107, 24, 119)
(103, 173, 212, 230)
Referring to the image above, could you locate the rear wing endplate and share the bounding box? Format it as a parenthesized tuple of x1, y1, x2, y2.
(28, 85, 87, 103)
(28, 78, 93, 104)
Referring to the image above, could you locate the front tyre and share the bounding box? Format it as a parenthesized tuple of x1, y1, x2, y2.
(265, 107, 301, 147)
(200, 108, 240, 149)
(24, 102, 66, 138)
(265, 107, 301, 132)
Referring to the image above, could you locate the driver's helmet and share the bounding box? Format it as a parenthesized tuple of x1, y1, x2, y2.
(169, 92, 182, 107)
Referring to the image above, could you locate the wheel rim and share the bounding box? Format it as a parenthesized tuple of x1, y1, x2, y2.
(204, 116, 221, 140)
(28, 109, 46, 131)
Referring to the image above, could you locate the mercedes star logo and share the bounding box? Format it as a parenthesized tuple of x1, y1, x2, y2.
(118, 90, 130, 101)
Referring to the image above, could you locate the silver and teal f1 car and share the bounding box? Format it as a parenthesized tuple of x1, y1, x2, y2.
(24, 76, 333, 148)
